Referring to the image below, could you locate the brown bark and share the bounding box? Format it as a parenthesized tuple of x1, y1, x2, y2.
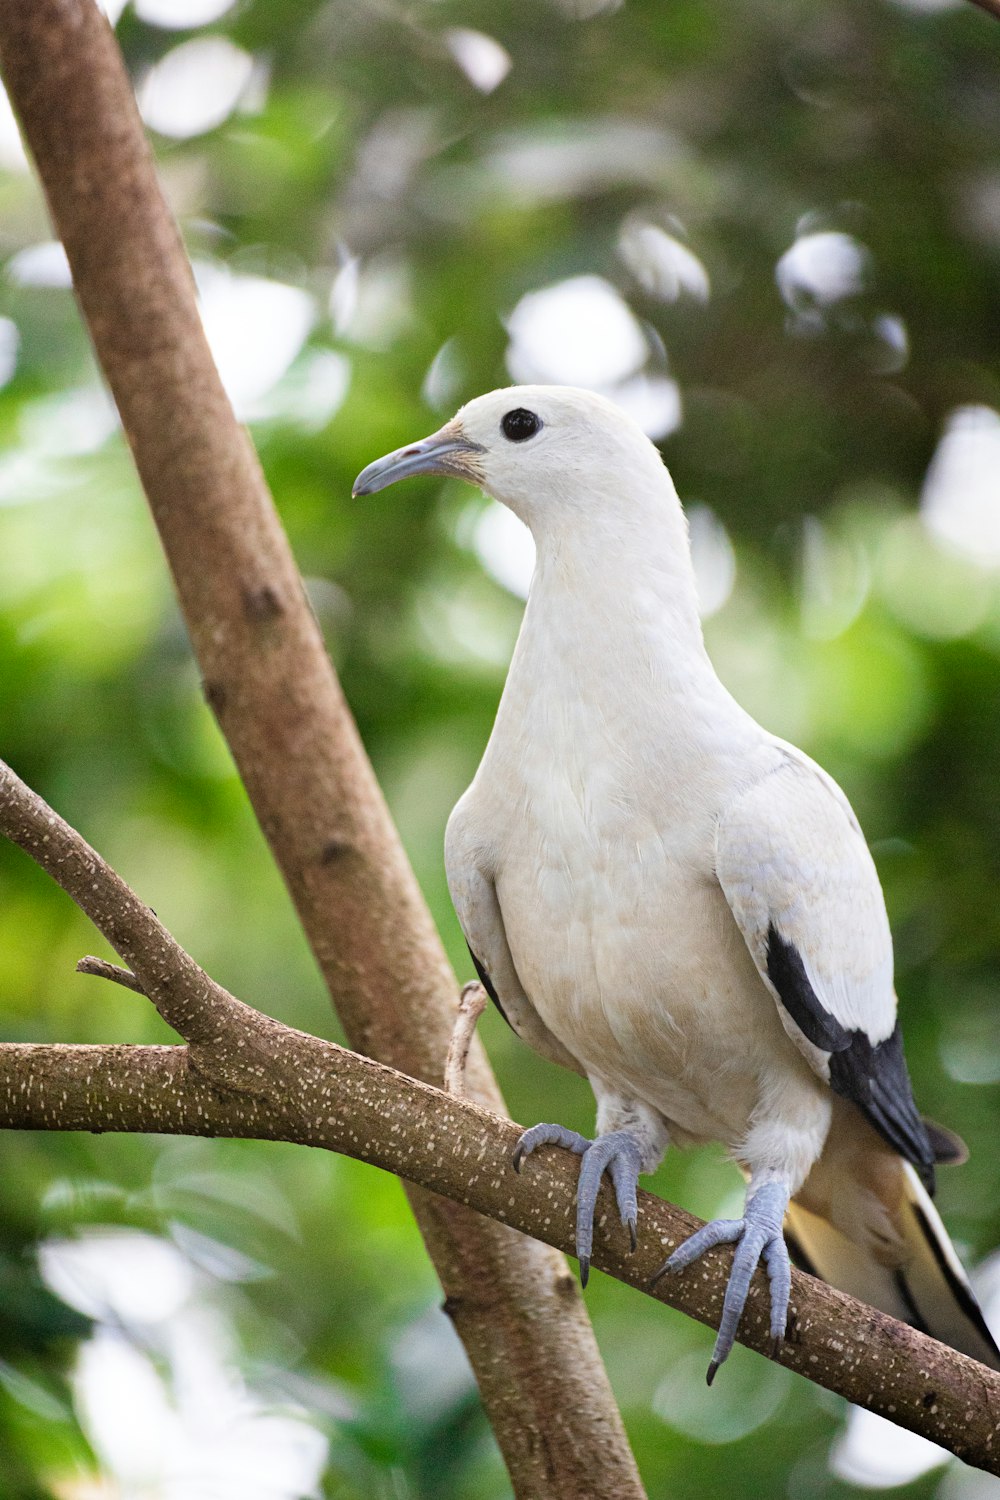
(5, 1037, 1000, 1475)
(3, 756, 1000, 1476)
(0, 5, 645, 1497)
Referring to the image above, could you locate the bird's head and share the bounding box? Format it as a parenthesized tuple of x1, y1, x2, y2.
(352, 384, 668, 529)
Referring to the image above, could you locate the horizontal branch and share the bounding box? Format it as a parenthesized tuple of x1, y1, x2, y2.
(1, 1033, 999, 1474)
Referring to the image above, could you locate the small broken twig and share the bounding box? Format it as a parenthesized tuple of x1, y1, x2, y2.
(76, 956, 145, 994)
(444, 981, 489, 1096)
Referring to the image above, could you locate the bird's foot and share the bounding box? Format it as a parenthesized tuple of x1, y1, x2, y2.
(652, 1180, 791, 1384)
(513, 1123, 643, 1286)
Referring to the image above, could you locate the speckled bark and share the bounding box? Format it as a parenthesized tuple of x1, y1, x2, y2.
(1, 1029, 999, 1473)
(0, 7, 646, 1496)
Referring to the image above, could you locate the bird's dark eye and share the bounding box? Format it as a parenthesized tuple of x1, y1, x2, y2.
(501, 408, 541, 443)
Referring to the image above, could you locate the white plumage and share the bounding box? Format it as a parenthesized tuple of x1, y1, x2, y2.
(354, 384, 999, 1377)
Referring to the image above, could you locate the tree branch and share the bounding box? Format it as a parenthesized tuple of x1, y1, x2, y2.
(76, 957, 144, 995)
(3, 756, 1000, 1475)
(0, 6, 645, 1497)
(1, 1030, 1000, 1474)
(445, 982, 489, 1097)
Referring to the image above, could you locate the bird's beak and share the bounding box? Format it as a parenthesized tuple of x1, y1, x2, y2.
(352, 420, 485, 497)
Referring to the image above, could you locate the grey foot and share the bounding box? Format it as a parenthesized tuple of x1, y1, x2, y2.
(513, 1123, 643, 1287)
(651, 1180, 791, 1383)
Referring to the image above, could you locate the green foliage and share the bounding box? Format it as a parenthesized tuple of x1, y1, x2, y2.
(1, 0, 1000, 1493)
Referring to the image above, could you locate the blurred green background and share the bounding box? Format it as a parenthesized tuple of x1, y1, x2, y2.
(1, 0, 999, 1494)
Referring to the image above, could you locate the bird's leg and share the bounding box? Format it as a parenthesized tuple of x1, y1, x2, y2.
(513, 1126, 644, 1285)
(652, 1174, 792, 1383)
(513, 1090, 669, 1286)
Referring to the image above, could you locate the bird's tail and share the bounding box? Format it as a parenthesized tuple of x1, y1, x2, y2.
(788, 1113, 1000, 1370)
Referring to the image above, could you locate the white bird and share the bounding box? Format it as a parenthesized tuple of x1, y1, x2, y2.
(353, 385, 1000, 1379)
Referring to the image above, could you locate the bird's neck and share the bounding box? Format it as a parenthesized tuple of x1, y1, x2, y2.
(489, 488, 754, 793)
(489, 473, 754, 791)
(525, 485, 708, 676)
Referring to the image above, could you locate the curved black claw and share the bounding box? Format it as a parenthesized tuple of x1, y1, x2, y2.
(513, 1123, 644, 1286)
(652, 1180, 791, 1381)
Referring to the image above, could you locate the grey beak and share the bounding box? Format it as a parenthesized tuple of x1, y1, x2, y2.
(352, 428, 484, 497)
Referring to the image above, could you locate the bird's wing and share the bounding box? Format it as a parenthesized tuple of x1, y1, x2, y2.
(445, 795, 581, 1073)
(715, 751, 934, 1185)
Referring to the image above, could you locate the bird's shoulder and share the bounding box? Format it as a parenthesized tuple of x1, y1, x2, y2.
(444, 784, 492, 870)
(715, 738, 870, 883)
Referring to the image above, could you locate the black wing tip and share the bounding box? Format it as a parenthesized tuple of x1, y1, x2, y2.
(765, 926, 936, 1186)
(923, 1117, 969, 1167)
(466, 945, 514, 1031)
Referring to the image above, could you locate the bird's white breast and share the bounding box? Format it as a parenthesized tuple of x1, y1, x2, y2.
(474, 579, 805, 1147)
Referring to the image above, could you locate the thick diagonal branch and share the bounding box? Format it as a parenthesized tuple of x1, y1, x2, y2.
(0, 7, 644, 1495)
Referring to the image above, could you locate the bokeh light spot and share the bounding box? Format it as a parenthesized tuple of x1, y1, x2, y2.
(445, 29, 512, 94)
(138, 37, 257, 140)
(506, 275, 647, 387)
(921, 406, 1000, 567)
(135, 0, 239, 27)
(776, 230, 869, 310)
